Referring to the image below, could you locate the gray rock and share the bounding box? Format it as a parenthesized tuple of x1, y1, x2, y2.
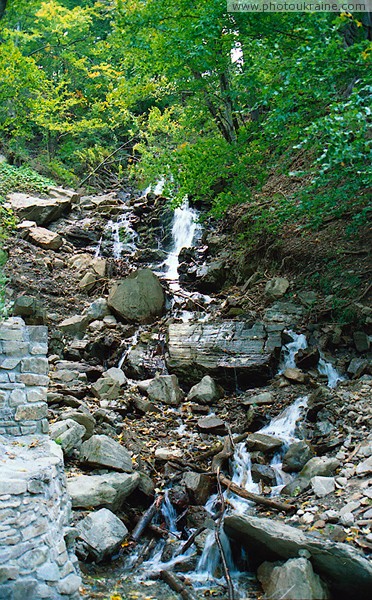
(356, 456, 372, 475)
(283, 457, 340, 496)
(108, 268, 165, 323)
(224, 515, 372, 599)
(197, 415, 225, 433)
(166, 321, 280, 387)
(155, 447, 183, 461)
(58, 315, 89, 336)
(311, 476, 335, 497)
(282, 441, 314, 473)
(187, 375, 223, 405)
(195, 260, 227, 293)
(80, 435, 132, 473)
(297, 290, 318, 307)
(243, 391, 274, 406)
(67, 471, 140, 510)
(27, 227, 63, 250)
(76, 508, 128, 562)
(347, 358, 370, 379)
(182, 472, 212, 505)
(251, 464, 277, 486)
(246, 433, 283, 454)
(61, 410, 96, 440)
(92, 375, 122, 402)
(264, 301, 304, 324)
(283, 368, 307, 384)
(84, 298, 111, 321)
(265, 277, 290, 299)
(353, 331, 370, 353)
(145, 374, 183, 406)
(103, 367, 127, 386)
(50, 419, 86, 454)
(7, 191, 73, 225)
(258, 557, 330, 599)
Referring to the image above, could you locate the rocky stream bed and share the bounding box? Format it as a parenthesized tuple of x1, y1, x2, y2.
(2, 185, 372, 599)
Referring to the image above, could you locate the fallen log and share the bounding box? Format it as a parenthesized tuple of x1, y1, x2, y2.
(131, 494, 163, 542)
(160, 570, 197, 600)
(176, 525, 206, 556)
(218, 473, 295, 512)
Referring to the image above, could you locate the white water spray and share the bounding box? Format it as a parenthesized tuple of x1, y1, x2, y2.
(164, 198, 201, 282)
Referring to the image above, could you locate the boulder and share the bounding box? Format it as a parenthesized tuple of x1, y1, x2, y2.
(251, 464, 277, 486)
(258, 558, 330, 599)
(195, 260, 227, 293)
(166, 321, 281, 387)
(103, 367, 127, 386)
(58, 315, 89, 336)
(282, 441, 314, 473)
(144, 374, 183, 406)
(182, 472, 213, 505)
(79, 435, 132, 473)
(7, 190, 74, 225)
(246, 433, 283, 454)
(353, 331, 370, 353)
(67, 472, 140, 510)
(60, 410, 96, 440)
(347, 358, 370, 378)
(224, 515, 372, 599)
(282, 457, 340, 496)
(108, 268, 165, 323)
(356, 457, 372, 475)
(12, 295, 46, 325)
(295, 347, 320, 370)
(197, 415, 225, 433)
(50, 419, 86, 454)
(27, 227, 63, 250)
(76, 509, 128, 562)
(92, 370, 124, 402)
(311, 476, 335, 497)
(78, 272, 97, 293)
(265, 278, 290, 299)
(187, 376, 223, 405)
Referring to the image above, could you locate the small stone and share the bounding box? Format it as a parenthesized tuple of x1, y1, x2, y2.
(340, 512, 355, 527)
(27, 227, 63, 250)
(197, 415, 225, 433)
(243, 391, 274, 406)
(265, 277, 290, 299)
(155, 447, 183, 461)
(283, 368, 307, 384)
(187, 375, 223, 405)
(356, 457, 372, 475)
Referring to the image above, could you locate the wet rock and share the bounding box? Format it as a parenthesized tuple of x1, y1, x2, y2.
(265, 277, 290, 299)
(246, 433, 283, 454)
(251, 464, 277, 486)
(84, 298, 111, 321)
(187, 375, 223, 405)
(258, 558, 330, 600)
(7, 190, 74, 225)
(264, 301, 304, 324)
(79, 434, 133, 473)
(49, 418, 86, 454)
(347, 358, 370, 379)
(195, 260, 227, 293)
(182, 472, 213, 505)
(283, 367, 307, 384)
(67, 471, 140, 510)
(295, 347, 320, 370)
(63, 225, 98, 248)
(27, 227, 63, 250)
(224, 515, 372, 599)
(108, 268, 165, 324)
(197, 415, 225, 433)
(353, 331, 370, 353)
(311, 476, 335, 497)
(76, 508, 128, 562)
(282, 441, 314, 473)
(142, 374, 183, 406)
(166, 321, 280, 388)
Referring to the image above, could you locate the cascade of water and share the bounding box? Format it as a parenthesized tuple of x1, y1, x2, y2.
(164, 198, 201, 282)
(318, 358, 345, 389)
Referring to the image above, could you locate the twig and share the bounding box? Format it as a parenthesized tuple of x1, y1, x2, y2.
(78, 139, 135, 187)
(132, 538, 157, 568)
(215, 468, 235, 600)
(160, 570, 197, 600)
(212, 436, 233, 473)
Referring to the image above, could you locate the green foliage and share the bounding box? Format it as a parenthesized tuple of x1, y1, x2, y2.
(0, 163, 55, 196)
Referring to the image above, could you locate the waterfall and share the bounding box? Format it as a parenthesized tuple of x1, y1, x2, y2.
(164, 198, 201, 282)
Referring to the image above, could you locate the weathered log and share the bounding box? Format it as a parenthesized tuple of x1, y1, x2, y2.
(160, 570, 197, 600)
(131, 495, 163, 542)
(132, 538, 157, 568)
(218, 473, 295, 512)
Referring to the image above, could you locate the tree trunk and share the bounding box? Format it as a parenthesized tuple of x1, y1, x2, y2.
(0, 0, 8, 20)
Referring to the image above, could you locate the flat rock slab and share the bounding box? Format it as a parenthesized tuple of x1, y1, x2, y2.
(224, 515, 372, 599)
(7, 190, 74, 225)
(197, 415, 225, 433)
(166, 321, 281, 387)
(79, 434, 133, 473)
(246, 432, 284, 453)
(67, 472, 140, 511)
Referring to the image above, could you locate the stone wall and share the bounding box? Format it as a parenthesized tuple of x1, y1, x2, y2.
(0, 318, 81, 599)
(0, 318, 49, 436)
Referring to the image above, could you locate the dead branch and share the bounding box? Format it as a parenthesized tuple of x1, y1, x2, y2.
(131, 495, 163, 542)
(215, 468, 235, 600)
(132, 538, 157, 568)
(211, 436, 233, 472)
(176, 526, 206, 556)
(194, 433, 248, 463)
(160, 570, 198, 600)
(217, 473, 295, 512)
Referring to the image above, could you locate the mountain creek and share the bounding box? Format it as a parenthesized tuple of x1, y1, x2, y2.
(1, 184, 372, 600)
